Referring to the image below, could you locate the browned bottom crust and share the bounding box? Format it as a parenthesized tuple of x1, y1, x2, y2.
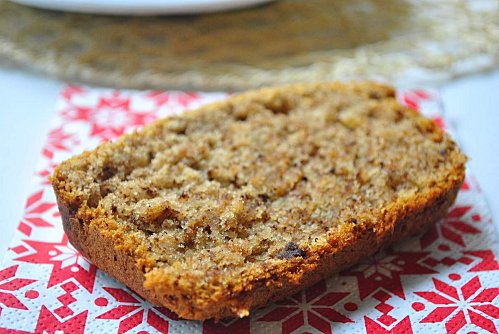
(58, 178, 462, 320)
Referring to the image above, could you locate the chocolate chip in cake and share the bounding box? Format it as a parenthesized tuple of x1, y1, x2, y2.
(277, 242, 306, 259)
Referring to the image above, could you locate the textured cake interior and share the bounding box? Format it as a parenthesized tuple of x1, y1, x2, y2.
(52, 83, 465, 282)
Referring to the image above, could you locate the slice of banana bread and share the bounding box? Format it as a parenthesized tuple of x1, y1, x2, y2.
(51, 82, 466, 320)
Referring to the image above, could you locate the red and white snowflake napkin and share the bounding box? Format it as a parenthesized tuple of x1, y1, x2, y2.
(1, 86, 498, 334)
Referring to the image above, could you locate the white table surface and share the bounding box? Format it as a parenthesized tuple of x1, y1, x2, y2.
(0, 67, 498, 254)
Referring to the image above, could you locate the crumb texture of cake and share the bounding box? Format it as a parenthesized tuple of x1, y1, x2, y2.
(51, 82, 466, 320)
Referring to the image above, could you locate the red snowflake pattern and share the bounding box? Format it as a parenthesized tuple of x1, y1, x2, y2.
(34, 306, 88, 334)
(146, 91, 200, 109)
(465, 250, 499, 272)
(258, 280, 352, 334)
(415, 275, 499, 334)
(344, 251, 435, 300)
(0, 265, 36, 315)
(42, 126, 80, 160)
(364, 316, 414, 334)
(422, 249, 499, 274)
(60, 85, 86, 101)
(1, 86, 498, 333)
(14, 235, 96, 292)
(17, 189, 55, 237)
(95, 286, 178, 334)
(61, 92, 158, 141)
(421, 206, 480, 249)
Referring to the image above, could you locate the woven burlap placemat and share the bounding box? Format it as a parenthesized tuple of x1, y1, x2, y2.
(0, 0, 498, 91)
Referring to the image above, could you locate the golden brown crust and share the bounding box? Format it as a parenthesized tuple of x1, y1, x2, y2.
(52, 81, 466, 320)
(57, 198, 164, 306)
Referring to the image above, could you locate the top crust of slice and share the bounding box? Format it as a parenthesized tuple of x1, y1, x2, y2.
(52, 82, 466, 320)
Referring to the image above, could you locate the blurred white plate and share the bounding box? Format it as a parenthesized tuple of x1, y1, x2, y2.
(10, 0, 275, 15)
